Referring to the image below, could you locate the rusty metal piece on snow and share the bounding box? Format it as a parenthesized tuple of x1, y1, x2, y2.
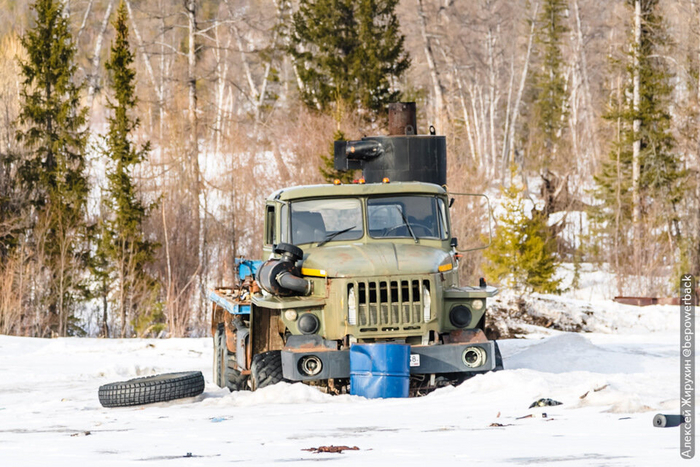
(303, 445, 360, 454)
(613, 296, 679, 307)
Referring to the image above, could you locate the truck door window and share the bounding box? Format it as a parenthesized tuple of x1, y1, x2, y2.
(290, 198, 363, 245)
(265, 205, 275, 245)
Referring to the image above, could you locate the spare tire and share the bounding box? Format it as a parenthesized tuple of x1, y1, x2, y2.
(98, 371, 205, 408)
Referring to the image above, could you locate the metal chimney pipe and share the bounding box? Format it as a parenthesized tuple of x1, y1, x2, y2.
(388, 102, 417, 136)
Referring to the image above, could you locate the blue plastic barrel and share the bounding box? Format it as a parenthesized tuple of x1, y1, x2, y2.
(349, 343, 410, 398)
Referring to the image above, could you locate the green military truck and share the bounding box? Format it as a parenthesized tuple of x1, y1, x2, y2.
(210, 103, 501, 394)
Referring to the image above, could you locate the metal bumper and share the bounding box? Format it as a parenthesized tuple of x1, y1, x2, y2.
(281, 341, 496, 381)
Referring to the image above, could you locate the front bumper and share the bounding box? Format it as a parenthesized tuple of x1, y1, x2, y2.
(281, 341, 496, 381)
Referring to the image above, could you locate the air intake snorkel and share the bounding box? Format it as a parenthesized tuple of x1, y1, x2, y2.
(257, 243, 311, 296)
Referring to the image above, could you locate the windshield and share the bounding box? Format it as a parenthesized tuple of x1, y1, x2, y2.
(284, 198, 363, 245)
(368, 196, 448, 240)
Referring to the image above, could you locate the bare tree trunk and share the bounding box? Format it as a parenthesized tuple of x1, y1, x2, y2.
(487, 27, 498, 178)
(86, 0, 115, 113)
(632, 0, 642, 252)
(506, 1, 539, 182)
(572, 0, 600, 164)
(162, 201, 174, 335)
(75, 0, 94, 43)
(417, 0, 446, 133)
(615, 75, 622, 282)
(500, 59, 515, 176)
(124, 0, 164, 110)
(212, 22, 231, 158)
(185, 0, 206, 330)
(187, 0, 197, 160)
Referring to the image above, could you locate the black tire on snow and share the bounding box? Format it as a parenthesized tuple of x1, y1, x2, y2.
(213, 324, 227, 388)
(250, 350, 286, 390)
(214, 323, 249, 391)
(225, 356, 249, 391)
(493, 341, 504, 371)
(98, 371, 205, 408)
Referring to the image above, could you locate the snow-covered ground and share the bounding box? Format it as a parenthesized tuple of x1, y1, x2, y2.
(0, 298, 696, 466)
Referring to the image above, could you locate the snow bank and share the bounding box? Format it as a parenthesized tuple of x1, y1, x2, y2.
(0, 297, 694, 466)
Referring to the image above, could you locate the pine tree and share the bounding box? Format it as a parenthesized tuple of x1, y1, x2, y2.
(16, 0, 89, 336)
(483, 171, 561, 294)
(592, 0, 685, 283)
(98, 1, 158, 338)
(530, 0, 569, 169)
(290, 0, 410, 116)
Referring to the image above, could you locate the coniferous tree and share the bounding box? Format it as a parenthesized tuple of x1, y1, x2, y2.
(484, 170, 561, 294)
(530, 0, 569, 170)
(290, 0, 410, 116)
(16, 0, 89, 336)
(98, 1, 158, 338)
(592, 0, 685, 286)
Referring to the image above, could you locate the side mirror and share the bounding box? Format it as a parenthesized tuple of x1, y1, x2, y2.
(446, 193, 494, 252)
(450, 237, 458, 248)
(449, 197, 455, 208)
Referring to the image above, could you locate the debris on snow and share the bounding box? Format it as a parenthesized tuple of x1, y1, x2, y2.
(302, 445, 360, 454)
(529, 398, 563, 408)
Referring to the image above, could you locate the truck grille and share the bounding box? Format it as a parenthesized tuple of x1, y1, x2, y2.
(348, 279, 431, 331)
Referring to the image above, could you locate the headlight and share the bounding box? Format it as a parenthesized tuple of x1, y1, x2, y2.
(348, 288, 357, 325)
(472, 299, 484, 311)
(299, 355, 323, 376)
(284, 309, 298, 321)
(422, 285, 431, 322)
(462, 346, 487, 368)
(298, 313, 319, 334)
(449, 305, 472, 328)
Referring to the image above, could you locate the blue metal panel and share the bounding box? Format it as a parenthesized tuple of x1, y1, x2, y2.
(208, 290, 251, 315)
(236, 259, 263, 281)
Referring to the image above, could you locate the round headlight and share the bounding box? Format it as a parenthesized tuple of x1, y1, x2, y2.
(284, 309, 298, 321)
(472, 299, 484, 310)
(462, 346, 487, 368)
(299, 355, 323, 376)
(298, 313, 320, 334)
(449, 305, 472, 328)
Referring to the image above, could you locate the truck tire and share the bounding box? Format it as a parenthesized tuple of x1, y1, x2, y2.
(98, 371, 205, 407)
(225, 356, 250, 391)
(213, 324, 227, 388)
(250, 350, 286, 390)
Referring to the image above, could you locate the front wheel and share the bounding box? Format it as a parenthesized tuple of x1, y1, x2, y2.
(250, 350, 287, 390)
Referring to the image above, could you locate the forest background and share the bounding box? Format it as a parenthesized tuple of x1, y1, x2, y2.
(0, 0, 698, 338)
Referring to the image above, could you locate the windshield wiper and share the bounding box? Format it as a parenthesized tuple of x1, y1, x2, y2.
(317, 225, 356, 247)
(395, 206, 418, 243)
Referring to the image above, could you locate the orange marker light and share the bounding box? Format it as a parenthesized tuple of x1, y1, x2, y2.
(358, 178, 366, 184)
(333, 179, 342, 185)
(382, 177, 390, 183)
